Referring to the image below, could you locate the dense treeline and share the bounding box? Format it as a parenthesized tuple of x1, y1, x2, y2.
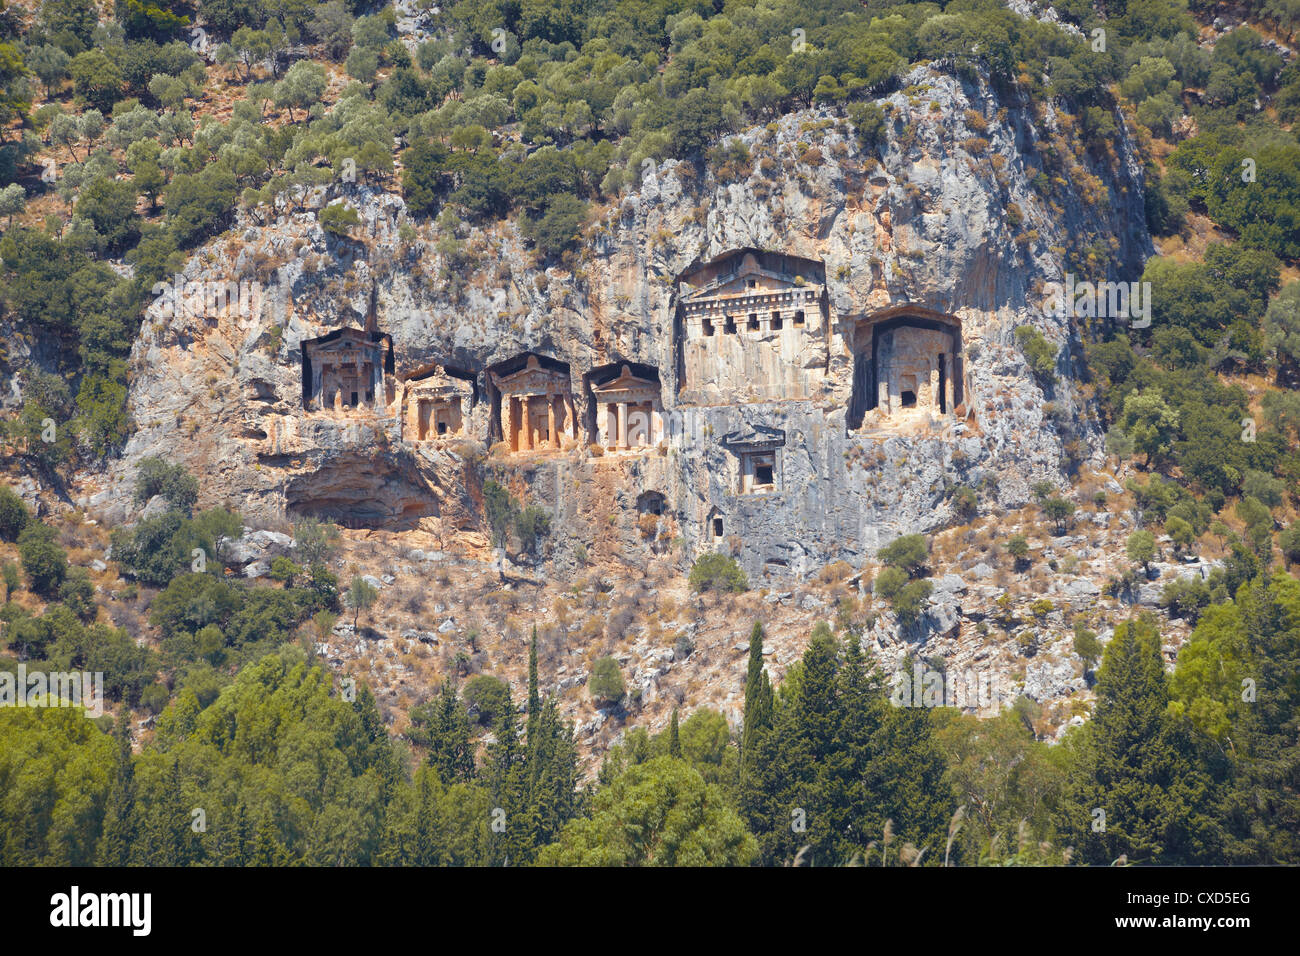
(5, 571, 1300, 865)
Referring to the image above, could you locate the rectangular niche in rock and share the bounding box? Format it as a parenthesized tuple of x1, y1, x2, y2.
(675, 248, 828, 405)
(722, 423, 786, 495)
(489, 354, 576, 453)
(848, 308, 964, 431)
(301, 327, 394, 413)
(399, 364, 476, 442)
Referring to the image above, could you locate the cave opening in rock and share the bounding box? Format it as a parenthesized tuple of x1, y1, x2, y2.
(637, 491, 666, 515)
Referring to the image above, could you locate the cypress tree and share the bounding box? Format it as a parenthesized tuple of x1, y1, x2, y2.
(487, 691, 529, 865)
(741, 622, 773, 773)
(218, 801, 251, 867)
(250, 814, 292, 866)
(526, 698, 578, 849)
(669, 708, 682, 758)
(527, 626, 540, 746)
(413, 766, 440, 866)
(97, 718, 136, 867)
(1061, 616, 1216, 864)
(354, 683, 401, 794)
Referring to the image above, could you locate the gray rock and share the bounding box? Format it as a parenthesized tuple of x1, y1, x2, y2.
(139, 494, 170, 521)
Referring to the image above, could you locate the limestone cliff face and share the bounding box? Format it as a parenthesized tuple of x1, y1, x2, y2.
(96, 65, 1153, 580)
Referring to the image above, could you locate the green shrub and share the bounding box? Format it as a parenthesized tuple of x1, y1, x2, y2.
(18, 523, 68, 596)
(892, 579, 932, 627)
(134, 457, 199, 515)
(1015, 325, 1057, 382)
(463, 674, 511, 729)
(689, 553, 748, 593)
(877, 534, 928, 576)
(589, 656, 625, 703)
(0, 485, 29, 541)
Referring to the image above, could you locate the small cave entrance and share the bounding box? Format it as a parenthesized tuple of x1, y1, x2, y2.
(637, 491, 666, 515)
(285, 452, 436, 529)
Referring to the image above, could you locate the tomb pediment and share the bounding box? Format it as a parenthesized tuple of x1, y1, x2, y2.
(591, 365, 660, 402)
(722, 424, 786, 450)
(680, 249, 824, 303)
(404, 366, 474, 400)
(307, 328, 381, 355)
(492, 355, 570, 395)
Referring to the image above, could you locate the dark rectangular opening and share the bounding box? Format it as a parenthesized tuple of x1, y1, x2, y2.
(702, 318, 714, 336)
(937, 355, 947, 413)
(793, 310, 805, 327)
(365, 390, 373, 403)
(712, 517, 724, 537)
(437, 421, 448, 435)
(748, 313, 759, 330)
(724, 315, 737, 334)
(771, 312, 783, 331)
(350, 391, 359, 406)
(901, 389, 917, 408)
(755, 463, 774, 486)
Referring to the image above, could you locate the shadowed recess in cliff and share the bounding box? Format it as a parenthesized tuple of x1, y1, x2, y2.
(285, 451, 437, 528)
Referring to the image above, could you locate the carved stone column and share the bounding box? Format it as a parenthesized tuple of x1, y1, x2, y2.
(617, 402, 629, 450)
(547, 395, 557, 449)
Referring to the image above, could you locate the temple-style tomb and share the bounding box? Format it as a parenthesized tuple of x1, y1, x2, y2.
(490, 355, 577, 452)
(590, 365, 664, 451)
(675, 249, 828, 403)
(849, 309, 963, 429)
(399, 364, 475, 441)
(301, 327, 393, 412)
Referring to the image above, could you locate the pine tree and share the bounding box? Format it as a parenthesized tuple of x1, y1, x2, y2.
(669, 708, 682, 759)
(427, 680, 476, 784)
